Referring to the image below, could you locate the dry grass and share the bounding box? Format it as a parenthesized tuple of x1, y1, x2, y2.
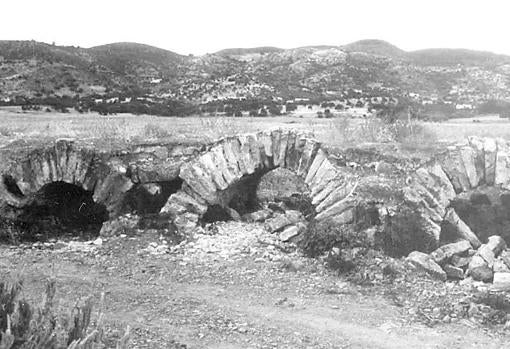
(2, 107, 510, 151)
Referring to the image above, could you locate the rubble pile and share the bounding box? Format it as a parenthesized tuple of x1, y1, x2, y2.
(407, 235, 510, 289)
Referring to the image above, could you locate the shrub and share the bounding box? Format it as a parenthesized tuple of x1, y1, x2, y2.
(0, 278, 130, 349)
(143, 123, 170, 139)
(297, 218, 366, 258)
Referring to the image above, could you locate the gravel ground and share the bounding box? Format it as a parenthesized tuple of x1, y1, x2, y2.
(2, 221, 510, 348)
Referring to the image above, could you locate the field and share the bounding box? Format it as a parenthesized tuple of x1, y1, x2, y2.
(3, 107, 510, 150)
(3, 108, 510, 348)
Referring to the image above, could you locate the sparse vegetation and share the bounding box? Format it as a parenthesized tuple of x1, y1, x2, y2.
(0, 278, 129, 349)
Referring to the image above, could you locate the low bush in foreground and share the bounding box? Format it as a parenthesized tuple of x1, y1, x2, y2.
(0, 278, 129, 349)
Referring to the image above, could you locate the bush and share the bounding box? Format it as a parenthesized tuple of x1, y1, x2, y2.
(0, 278, 130, 349)
(143, 123, 170, 139)
(297, 218, 366, 258)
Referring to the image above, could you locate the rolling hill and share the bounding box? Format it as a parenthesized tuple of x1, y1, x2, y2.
(1, 39, 510, 115)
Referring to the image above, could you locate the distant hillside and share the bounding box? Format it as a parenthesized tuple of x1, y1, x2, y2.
(2, 39, 510, 117)
(89, 42, 186, 75)
(408, 48, 510, 66)
(215, 47, 284, 56)
(342, 39, 407, 59)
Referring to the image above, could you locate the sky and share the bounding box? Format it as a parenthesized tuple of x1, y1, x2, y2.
(2, 0, 510, 55)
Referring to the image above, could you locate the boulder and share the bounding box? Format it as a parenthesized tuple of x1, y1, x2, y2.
(468, 255, 493, 282)
(226, 207, 242, 221)
(493, 259, 510, 273)
(99, 214, 139, 237)
(499, 250, 510, 269)
(264, 210, 304, 233)
(242, 209, 272, 222)
(443, 264, 465, 280)
(486, 235, 507, 257)
(491, 272, 510, 292)
(407, 251, 447, 281)
(476, 245, 496, 268)
(279, 223, 307, 242)
(430, 240, 471, 265)
(451, 255, 471, 269)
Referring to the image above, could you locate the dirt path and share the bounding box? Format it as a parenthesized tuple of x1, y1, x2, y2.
(1, 223, 509, 348)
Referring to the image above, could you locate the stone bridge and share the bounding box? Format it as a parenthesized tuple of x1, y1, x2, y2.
(1, 131, 510, 255)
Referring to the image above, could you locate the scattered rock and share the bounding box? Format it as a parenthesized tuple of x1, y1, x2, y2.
(279, 223, 306, 242)
(430, 240, 471, 265)
(242, 209, 272, 222)
(491, 272, 510, 292)
(451, 255, 471, 269)
(225, 207, 242, 221)
(500, 250, 510, 269)
(477, 245, 496, 268)
(493, 259, 510, 273)
(468, 255, 493, 282)
(99, 214, 140, 237)
(443, 264, 465, 280)
(406, 251, 447, 281)
(264, 210, 304, 233)
(487, 235, 507, 257)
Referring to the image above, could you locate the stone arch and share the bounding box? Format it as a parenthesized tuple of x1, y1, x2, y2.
(161, 130, 359, 233)
(0, 140, 134, 225)
(394, 136, 510, 254)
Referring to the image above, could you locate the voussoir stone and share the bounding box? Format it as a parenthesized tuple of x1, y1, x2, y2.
(430, 240, 471, 265)
(407, 251, 447, 281)
(442, 208, 481, 249)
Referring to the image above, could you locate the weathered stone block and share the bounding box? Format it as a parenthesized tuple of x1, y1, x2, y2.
(468, 255, 493, 282)
(459, 146, 483, 188)
(493, 259, 510, 273)
(442, 208, 481, 249)
(305, 149, 327, 184)
(279, 223, 306, 242)
(451, 255, 471, 268)
(487, 235, 507, 257)
(491, 272, 510, 291)
(483, 138, 497, 185)
(315, 182, 355, 213)
(264, 210, 304, 232)
(430, 240, 471, 265)
(297, 140, 320, 177)
(199, 152, 228, 190)
(243, 209, 273, 222)
(495, 139, 510, 189)
(407, 251, 447, 281)
(440, 149, 471, 193)
(443, 264, 465, 280)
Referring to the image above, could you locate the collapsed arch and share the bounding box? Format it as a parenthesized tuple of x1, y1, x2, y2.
(162, 130, 359, 233)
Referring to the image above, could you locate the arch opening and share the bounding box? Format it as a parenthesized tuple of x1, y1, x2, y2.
(121, 178, 183, 215)
(445, 186, 510, 245)
(198, 167, 315, 225)
(3, 175, 24, 198)
(13, 181, 109, 241)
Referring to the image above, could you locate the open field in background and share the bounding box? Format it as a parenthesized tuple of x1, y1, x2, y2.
(1, 107, 510, 153)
